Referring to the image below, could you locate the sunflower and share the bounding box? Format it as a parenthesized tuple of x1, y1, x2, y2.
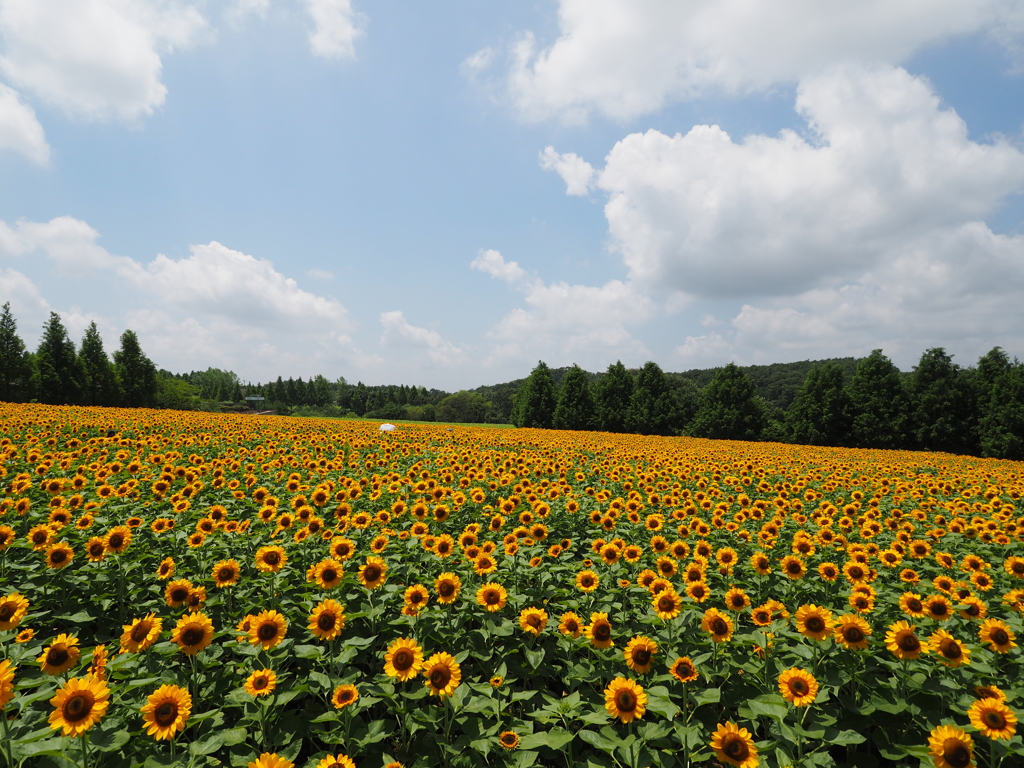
(15, 628, 34, 643)
(558, 612, 583, 637)
(313, 559, 344, 590)
(929, 629, 971, 668)
(928, 725, 975, 768)
(778, 667, 818, 707)
(187, 532, 205, 548)
(924, 594, 954, 621)
(489, 675, 504, 688)
(332, 684, 359, 710)
(165, 579, 194, 608)
(833, 615, 871, 650)
(316, 755, 356, 768)
(173, 612, 215, 656)
(669, 656, 698, 683)
(27, 524, 53, 550)
(652, 588, 683, 620)
(724, 587, 750, 612)
(249, 755, 294, 768)
(701, 608, 734, 643)
(38, 634, 81, 675)
(604, 677, 646, 723)
(211, 559, 241, 588)
(686, 581, 711, 603)
(308, 599, 346, 641)
(780, 555, 806, 579)
(434, 572, 461, 604)
(498, 731, 520, 750)
(956, 595, 986, 621)
(968, 698, 1017, 740)
(519, 607, 549, 635)
(710, 721, 758, 768)
(624, 636, 658, 674)
(587, 613, 614, 648)
(244, 669, 277, 697)
(48, 675, 110, 737)
(795, 604, 835, 641)
(0, 659, 15, 709)
(751, 604, 773, 627)
(384, 637, 424, 681)
(978, 619, 1017, 653)
(357, 556, 387, 590)
(86, 537, 107, 562)
(885, 621, 925, 660)
(576, 569, 600, 593)
(0, 592, 29, 631)
(476, 582, 507, 612)
(423, 652, 461, 697)
(104, 525, 132, 554)
(974, 685, 1007, 701)
(249, 610, 287, 650)
(141, 684, 191, 740)
(43, 541, 73, 569)
(156, 557, 175, 579)
(750, 552, 771, 575)
(254, 545, 287, 573)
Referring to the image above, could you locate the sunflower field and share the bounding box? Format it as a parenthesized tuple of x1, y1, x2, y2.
(0, 403, 1021, 768)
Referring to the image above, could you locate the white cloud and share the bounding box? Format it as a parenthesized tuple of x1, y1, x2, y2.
(225, 0, 270, 24)
(0, 0, 206, 122)
(0, 268, 50, 338)
(539, 146, 594, 195)
(501, 0, 1024, 123)
(460, 46, 494, 81)
(304, 0, 365, 60)
(584, 66, 1024, 299)
(0, 83, 50, 164)
(470, 248, 528, 284)
(473, 249, 653, 369)
(379, 311, 464, 364)
(0, 216, 123, 271)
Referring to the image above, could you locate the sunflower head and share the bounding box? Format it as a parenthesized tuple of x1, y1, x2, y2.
(173, 612, 215, 656)
(48, 674, 110, 737)
(244, 669, 277, 697)
(710, 721, 758, 768)
(308, 599, 346, 641)
(778, 667, 819, 707)
(795, 604, 834, 641)
(968, 698, 1017, 740)
(249, 610, 288, 650)
(423, 652, 461, 697)
(383, 637, 424, 681)
(498, 731, 520, 750)
(701, 608, 734, 643)
(331, 684, 359, 710)
(979, 618, 1017, 653)
(928, 724, 975, 768)
(358, 556, 388, 589)
(476, 582, 507, 612)
(885, 620, 924, 660)
(558, 612, 583, 637)
(604, 677, 647, 723)
(669, 656, 698, 683)
(434, 572, 461, 604)
(38, 634, 81, 676)
(833, 614, 871, 650)
(141, 684, 192, 739)
(0, 592, 30, 631)
(587, 613, 614, 648)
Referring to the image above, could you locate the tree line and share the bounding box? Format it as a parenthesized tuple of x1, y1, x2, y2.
(511, 349, 1024, 460)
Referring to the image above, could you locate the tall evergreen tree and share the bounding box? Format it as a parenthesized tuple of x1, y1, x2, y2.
(978, 359, 1024, 460)
(37, 312, 83, 405)
(553, 364, 595, 430)
(0, 303, 32, 402)
(847, 350, 911, 449)
(909, 348, 975, 454)
(688, 363, 766, 441)
(786, 363, 852, 446)
(511, 361, 557, 428)
(78, 322, 120, 406)
(592, 361, 634, 433)
(625, 361, 677, 435)
(113, 330, 157, 407)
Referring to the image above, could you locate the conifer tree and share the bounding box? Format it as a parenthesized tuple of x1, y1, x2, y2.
(37, 312, 83, 405)
(511, 361, 557, 428)
(847, 350, 911, 449)
(786, 363, 852, 446)
(553, 364, 595, 430)
(592, 361, 634, 433)
(978, 362, 1024, 460)
(79, 322, 121, 406)
(688, 363, 766, 441)
(0, 303, 32, 402)
(908, 348, 975, 454)
(114, 330, 157, 407)
(625, 361, 677, 435)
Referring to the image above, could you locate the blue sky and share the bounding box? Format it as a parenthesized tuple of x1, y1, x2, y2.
(2, 1, 1024, 391)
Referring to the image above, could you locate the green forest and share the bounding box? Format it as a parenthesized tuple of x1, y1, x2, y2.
(1, 303, 1022, 459)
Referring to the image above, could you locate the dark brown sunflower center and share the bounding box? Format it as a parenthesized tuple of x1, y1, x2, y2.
(843, 627, 864, 643)
(181, 628, 204, 646)
(337, 690, 353, 703)
(263, 552, 280, 565)
(47, 648, 70, 666)
(787, 562, 802, 574)
(32, 532, 47, 544)
(616, 690, 637, 711)
(944, 742, 971, 768)
(723, 735, 749, 760)
(429, 667, 451, 688)
(939, 639, 961, 659)
(130, 622, 152, 642)
(581, 576, 594, 587)
(154, 701, 178, 726)
(323, 568, 340, 583)
(983, 711, 1006, 728)
(253, 676, 268, 690)
(658, 596, 675, 611)
(335, 545, 350, 557)
(257, 623, 278, 641)
(318, 613, 336, 631)
(363, 566, 381, 582)
(805, 617, 825, 633)
(593, 623, 611, 641)
(711, 618, 728, 635)
(790, 679, 808, 695)
(632, 649, 651, 666)
(170, 588, 189, 602)
(109, 534, 124, 548)
(484, 590, 500, 605)
(907, 599, 923, 612)
(501, 734, 517, 746)
(218, 568, 234, 581)
(930, 603, 948, 616)
(898, 633, 920, 652)
(63, 692, 93, 721)
(0, 605, 14, 621)
(437, 542, 451, 553)
(393, 649, 413, 670)
(991, 628, 1009, 644)
(678, 663, 694, 678)
(438, 582, 455, 597)
(526, 615, 541, 627)
(564, 620, 579, 632)
(89, 543, 104, 556)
